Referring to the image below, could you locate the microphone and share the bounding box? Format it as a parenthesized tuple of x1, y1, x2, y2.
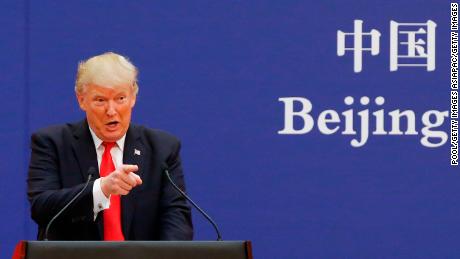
(162, 163, 223, 241)
(44, 167, 96, 241)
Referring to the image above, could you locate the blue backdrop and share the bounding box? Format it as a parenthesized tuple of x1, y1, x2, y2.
(1, 1, 457, 258)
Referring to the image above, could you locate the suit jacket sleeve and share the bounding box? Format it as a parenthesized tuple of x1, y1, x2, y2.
(159, 139, 194, 240)
(27, 131, 94, 227)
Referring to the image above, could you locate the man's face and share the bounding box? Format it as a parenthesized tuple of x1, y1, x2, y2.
(77, 83, 136, 142)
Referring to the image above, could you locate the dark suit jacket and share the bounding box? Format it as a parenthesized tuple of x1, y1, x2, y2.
(27, 120, 193, 240)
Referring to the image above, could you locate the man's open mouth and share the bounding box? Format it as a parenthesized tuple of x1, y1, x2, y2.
(106, 121, 119, 126)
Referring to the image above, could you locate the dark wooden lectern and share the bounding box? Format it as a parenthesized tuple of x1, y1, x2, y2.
(13, 240, 253, 259)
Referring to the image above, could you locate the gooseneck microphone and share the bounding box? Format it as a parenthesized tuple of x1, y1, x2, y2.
(44, 167, 96, 241)
(162, 163, 223, 241)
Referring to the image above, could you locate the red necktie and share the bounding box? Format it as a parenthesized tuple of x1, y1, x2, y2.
(100, 142, 125, 241)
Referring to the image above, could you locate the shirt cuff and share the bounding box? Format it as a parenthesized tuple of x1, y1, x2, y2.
(92, 178, 111, 221)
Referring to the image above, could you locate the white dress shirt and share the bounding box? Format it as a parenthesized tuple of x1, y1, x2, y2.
(88, 126, 126, 220)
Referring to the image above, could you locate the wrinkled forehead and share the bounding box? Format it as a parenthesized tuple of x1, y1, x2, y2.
(83, 83, 135, 95)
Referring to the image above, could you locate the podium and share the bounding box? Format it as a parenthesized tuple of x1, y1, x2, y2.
(13, 240, 253, 259)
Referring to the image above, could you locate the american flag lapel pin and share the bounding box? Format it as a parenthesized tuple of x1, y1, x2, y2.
(134, 149, 141, 156)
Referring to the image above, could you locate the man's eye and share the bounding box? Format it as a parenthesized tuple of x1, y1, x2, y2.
(118, 96, 126, 101)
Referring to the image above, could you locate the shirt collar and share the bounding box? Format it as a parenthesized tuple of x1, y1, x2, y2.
(88, 125, 126, 151)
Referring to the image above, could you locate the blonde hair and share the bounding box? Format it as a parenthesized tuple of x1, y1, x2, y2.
(75, 52, 139, 94)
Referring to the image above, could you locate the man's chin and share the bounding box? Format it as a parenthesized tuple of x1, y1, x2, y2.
(100, 131, 124, 142)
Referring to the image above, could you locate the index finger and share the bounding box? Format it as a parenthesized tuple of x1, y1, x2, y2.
(119, 164, 139, 174)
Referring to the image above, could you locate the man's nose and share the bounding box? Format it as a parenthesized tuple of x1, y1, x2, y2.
(106, 101, 117, 116)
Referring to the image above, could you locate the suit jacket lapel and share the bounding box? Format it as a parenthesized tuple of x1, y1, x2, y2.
(71, 119, 100, 182)
(70, 120, 103, 238)
(121, 124, 144, 238)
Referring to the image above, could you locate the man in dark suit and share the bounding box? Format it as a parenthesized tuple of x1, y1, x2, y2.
(27, 52, 193, 241)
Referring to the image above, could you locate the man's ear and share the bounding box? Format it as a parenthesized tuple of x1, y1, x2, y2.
(130, 91, 137, 108)
(131, 94, 137, 109)
(76, 92, 86, 111)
